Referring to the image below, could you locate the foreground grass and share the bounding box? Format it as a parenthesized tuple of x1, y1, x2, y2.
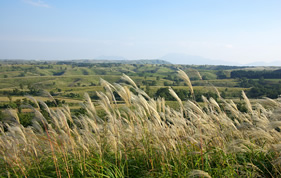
(1, 71, 281, 177)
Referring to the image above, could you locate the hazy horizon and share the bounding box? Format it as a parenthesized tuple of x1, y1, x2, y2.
(0, 0, 280, 64)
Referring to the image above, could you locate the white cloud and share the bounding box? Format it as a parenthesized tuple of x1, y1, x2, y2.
(23, 0, 50, 8)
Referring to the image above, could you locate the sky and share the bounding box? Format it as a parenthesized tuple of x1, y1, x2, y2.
(0, 0, 280, 64)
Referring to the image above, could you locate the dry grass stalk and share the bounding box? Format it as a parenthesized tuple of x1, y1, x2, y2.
(212, 85, 221, 98)
(195, 70, 202, 80)
(242, 90, 253, 115)
(121, 73, 138, 89)
(84, 93, 97, 115)
(177, 69, 194, 99)
(169, 87, 183, 114)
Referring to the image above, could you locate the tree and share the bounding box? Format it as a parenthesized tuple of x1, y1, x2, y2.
(145, 85, 151, 96)
(155, 88, 190, 101)
(155, 88, 174, 100)
(217, 70, 227, 79)
(151, 81, 157, 86)
(221, 91, 226, 98)
(164, 81, 170, 86)
(15, 99, 22, 113)
(202, 75, 208, 80)
(7, 95, 12, 103)
(19, 83, 24, 90)
(258, 76, 265, 85)
(18, 113, 33, 127)
(18, 72, 25, 77)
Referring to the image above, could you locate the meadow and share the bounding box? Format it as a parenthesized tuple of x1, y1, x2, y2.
(0, 61, 248, 106)
(1, 61, 281, 177)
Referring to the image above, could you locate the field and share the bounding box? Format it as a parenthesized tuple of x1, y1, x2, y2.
(0, 61, 251, 108)
(1, 60, 281, 177)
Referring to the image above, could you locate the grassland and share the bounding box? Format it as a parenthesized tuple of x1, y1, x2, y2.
(1, 69, 281, 177)
(0, 61, 252, 111)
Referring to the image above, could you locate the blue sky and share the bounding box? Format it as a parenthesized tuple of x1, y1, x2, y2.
(0, 0, 280, 64)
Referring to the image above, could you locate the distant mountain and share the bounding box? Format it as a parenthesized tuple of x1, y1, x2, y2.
(246, 61, 281, 66)
(68, 59, 171, 64)
(92, 55, 171, 64)
(161, 53, 239, 65)
(0, 59, 171, 65)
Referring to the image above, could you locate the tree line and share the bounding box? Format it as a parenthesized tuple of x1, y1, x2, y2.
(231, 69, 281, 79)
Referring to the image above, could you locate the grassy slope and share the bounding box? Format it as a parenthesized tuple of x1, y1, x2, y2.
(0, 63, 259, 115)
(1, 72, 281, 177)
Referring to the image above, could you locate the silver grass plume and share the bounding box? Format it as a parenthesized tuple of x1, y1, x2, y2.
(263, 97, 279, 107)
(135, 88, 150, 99)
(242, 91, 253, 115)
(100, 78, 117, 105)
(186, 100, 204, 116)
(177, 69, 194, 100)
(121, 73, 138, 89)
(195, 70, 202, 80)
(114, 83, 131, 106)
(42, 90, 57, 106)
(169, 87, 183, 114)
(38, 99, 51, 114)
(6, 109, 20, 124)
(212, 85, 221, 98)
(209, 97, 221, 113)
(25, 95, 40, 109)
(84, 93, 97, 115)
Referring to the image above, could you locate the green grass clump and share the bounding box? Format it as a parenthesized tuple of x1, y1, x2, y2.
(1, 71, 281, 177)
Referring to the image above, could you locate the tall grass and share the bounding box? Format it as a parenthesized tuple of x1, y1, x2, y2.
(1, 70, 281, 177)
